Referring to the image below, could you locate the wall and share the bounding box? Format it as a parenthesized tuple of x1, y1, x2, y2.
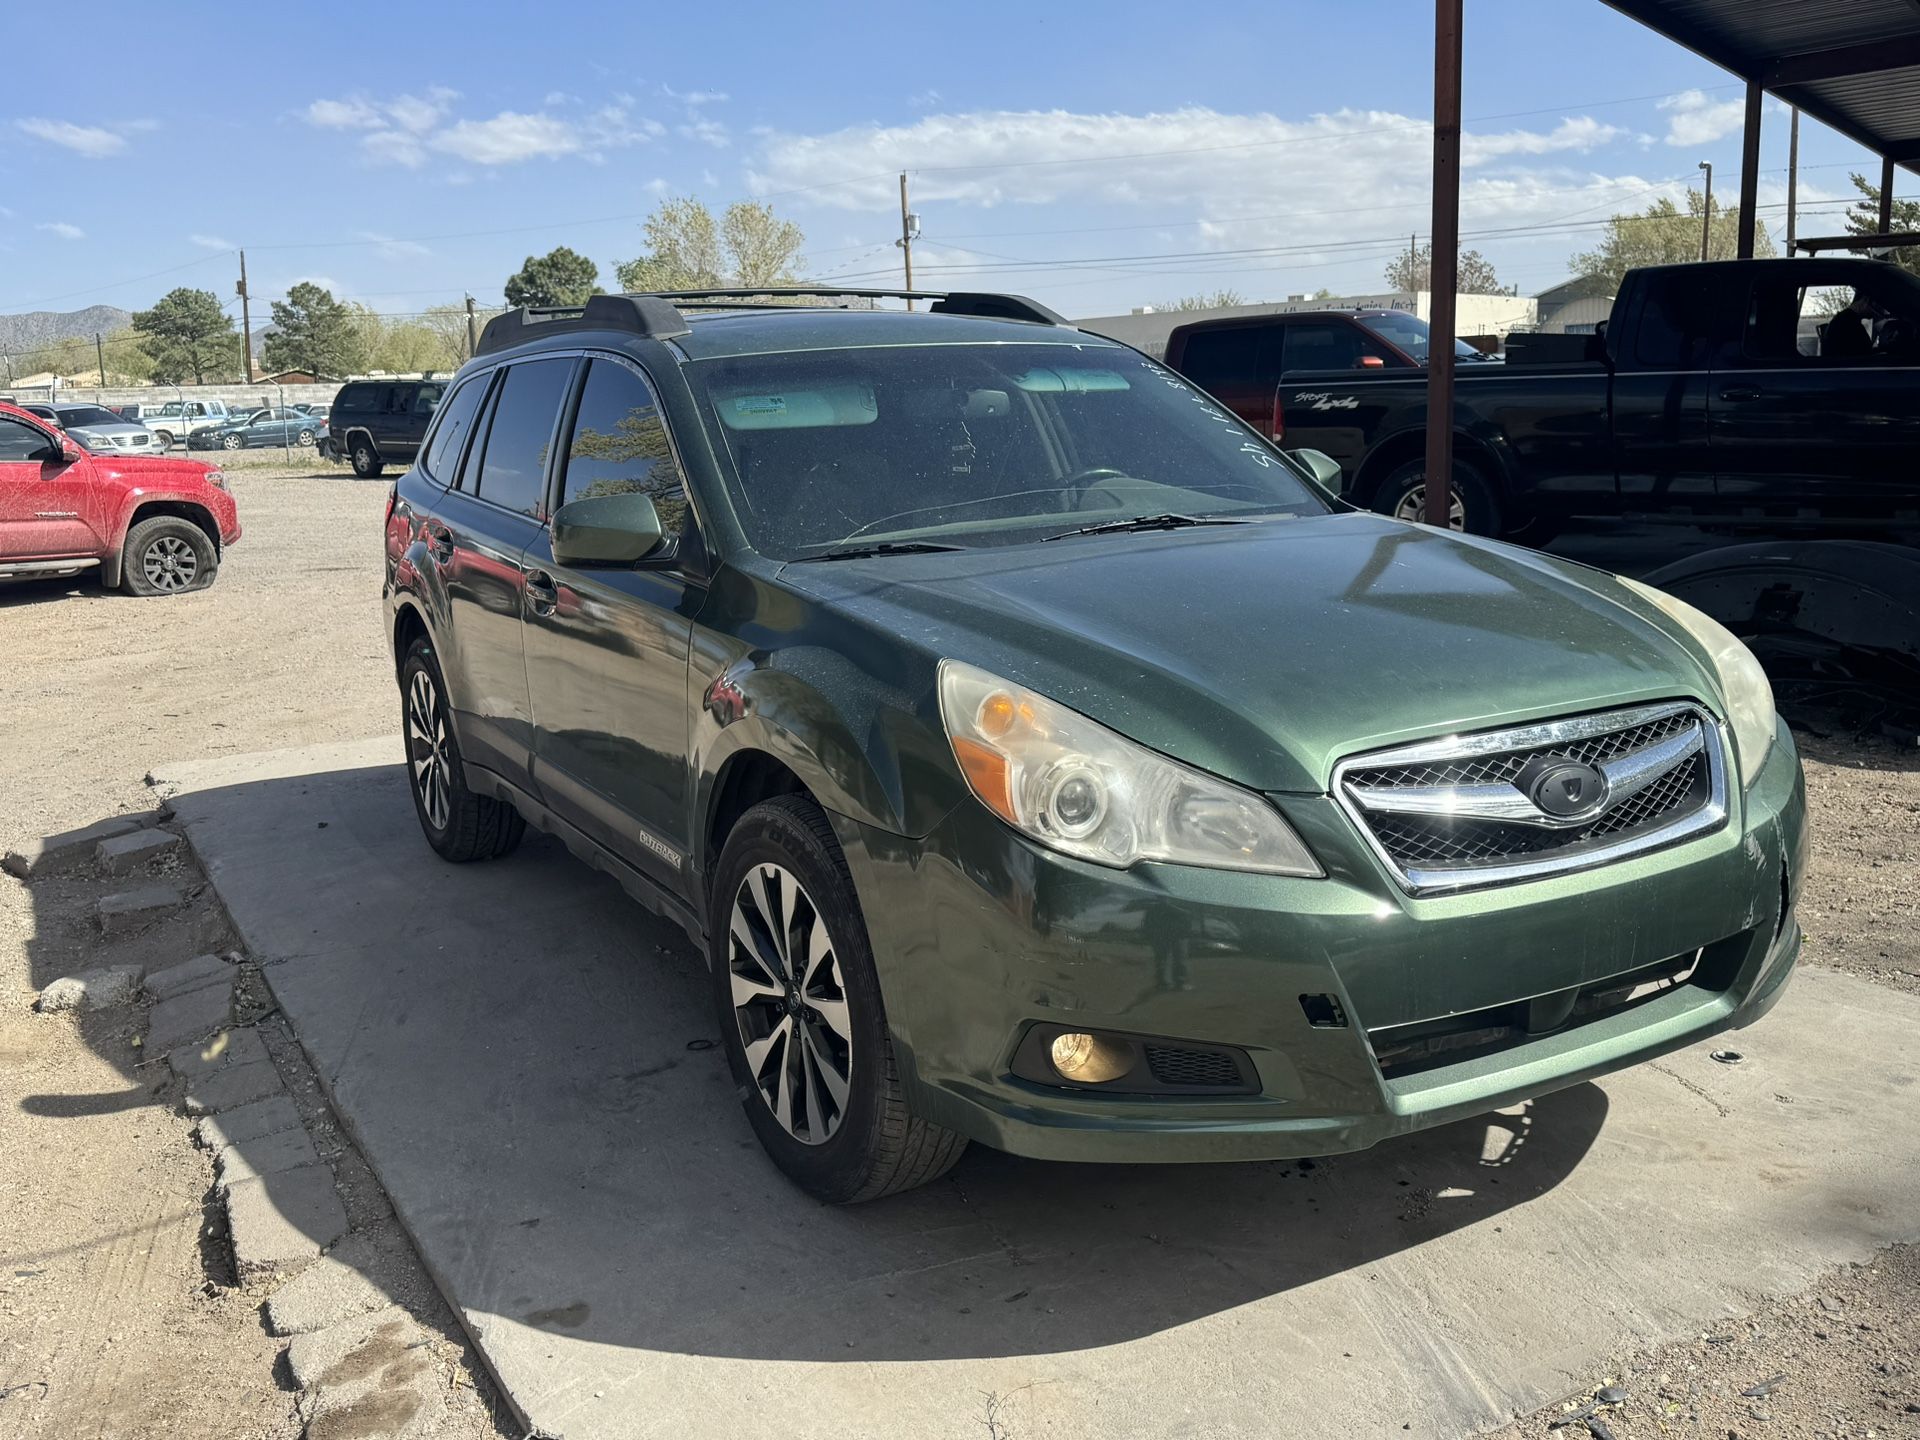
(0, 382, 343, 409)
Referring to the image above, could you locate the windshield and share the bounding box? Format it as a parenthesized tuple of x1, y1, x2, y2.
(57, 406, 123, 427)
(689, 343, 1328, 558)
(1355, 312, 1494, 363)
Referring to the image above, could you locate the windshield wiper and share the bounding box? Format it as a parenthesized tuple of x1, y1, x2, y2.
(1042, 513, 1251, 542)
(791, 540, 967, 563)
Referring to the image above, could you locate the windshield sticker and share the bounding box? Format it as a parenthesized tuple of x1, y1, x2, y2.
(1134, 355, 1276, 467)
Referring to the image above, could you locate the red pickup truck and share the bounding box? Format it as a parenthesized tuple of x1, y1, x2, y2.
(0, 400, 240, 595)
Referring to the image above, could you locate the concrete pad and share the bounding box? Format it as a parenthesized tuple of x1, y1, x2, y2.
(266, 1233, 400, 1336)
(97, 883, 187, 936)
(225, 1163, 348, 1279)
(145, 951, 231, 1002)
(95, 826, 181, 876)
(185, 1058, 284, 1117)
(169, 1024, 269, 1078)
(196, 1093, 303, 1152)
(3, 813, 149, 879)
(34, 963, 143, 1013)
(215, 1123, 320, 1190)
(162, 742, 1920, 1440)
(287, 1306, 446, 1440)
(143, 981, 231, 1054)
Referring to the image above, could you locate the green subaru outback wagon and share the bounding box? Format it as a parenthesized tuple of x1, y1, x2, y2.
(383, 288, 1807, 1202)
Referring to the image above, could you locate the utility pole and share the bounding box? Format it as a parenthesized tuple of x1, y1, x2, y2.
(237, 249, 255, 383)
(897, 172, 919, 310)
(464, 294, 478, 357)
(1697, 161, 1714, 262)
(95, 333, 106, 387)
(1785, 108, 1800, 254)
(1424, 0, 1462, 529)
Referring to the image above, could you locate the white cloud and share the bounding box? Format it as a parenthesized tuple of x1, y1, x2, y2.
(358, 231, 432, 259)
(14, 117, 128, 157)
(910, 89, 942, 110)
(664, 86, 728, 107)
(304, 90, 656, 167)
(190, 233, 234, 250)
(1658, 89, 1747, 147)
(679, 117, 730, 149)
(36, 221, 84, 240)
(644, 176, 672, 196)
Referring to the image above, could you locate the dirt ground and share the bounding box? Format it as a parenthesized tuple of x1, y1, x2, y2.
(2, 464, 1916, 1437)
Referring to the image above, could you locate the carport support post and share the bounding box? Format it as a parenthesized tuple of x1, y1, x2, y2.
(1880, 155, 1897, 234)
(1424, 0, 1463, 528)
(1736, 80, 1762, 259)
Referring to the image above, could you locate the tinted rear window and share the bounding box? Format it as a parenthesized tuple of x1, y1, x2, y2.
(335, 384, 375, 412)
(471, 359, 573, 516)
(1177, 326, 1262, 389)
(421, 374, 489, 484)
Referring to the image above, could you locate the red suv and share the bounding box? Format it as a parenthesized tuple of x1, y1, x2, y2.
(0, 401, 241, 595)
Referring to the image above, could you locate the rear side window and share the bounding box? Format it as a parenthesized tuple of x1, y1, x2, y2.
(420, 374, 489, 484)
(412, 384, 444, 416)
(472, 359, 574, 517)
(1177, 326, 1261, 390)
(335, 384, 374, 413)
(557, 358, 687, 540)
(1633, 280, 1715, 367)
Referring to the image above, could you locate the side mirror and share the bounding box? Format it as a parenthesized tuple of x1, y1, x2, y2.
(1357, 354, 1386, 369)
(550, 491, 663, 567)
(57, 437, 83, 464)
(1288, 447, 1346, 492)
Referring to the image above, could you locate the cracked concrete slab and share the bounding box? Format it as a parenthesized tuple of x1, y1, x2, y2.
(145, 951, 232, 1002)
(225, 1163, 348, 1279)
(184, 1057, 284, 1117)
(287, 1305, 446, 1440)
(168, 1024, 269, 1079)
(97, 883, 189, 936)
(215, 1123, 320, 1191)
(196, 1092, 303, 1152)
(3, 812, 150, 878)
(95, 826, 181, 876)
(160, 742, 1920, 1440)
(143, 981, 232, 1054)
(266, 1233, 400, 1337)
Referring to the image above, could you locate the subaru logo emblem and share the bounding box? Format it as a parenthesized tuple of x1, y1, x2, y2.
(1519, 757, 1610, 820)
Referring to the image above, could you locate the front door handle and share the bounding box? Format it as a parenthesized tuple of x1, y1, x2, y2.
(1719, 385, 1763, 402)
(525, 569, 559, 617)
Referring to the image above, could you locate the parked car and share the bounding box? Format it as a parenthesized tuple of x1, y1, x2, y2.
(0, 400, 241, 593)
(20, 402, 160, 456)
(140, 399, 236, 450)
(189, 406, 324, 450)
(1165, 309, 1499, 430)
(384, 289, 1805, 1203)
(325, 378, 444, 476)
(292, 403, 331, 421)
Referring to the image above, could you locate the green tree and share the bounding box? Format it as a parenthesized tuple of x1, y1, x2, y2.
(1842, 172, 1920, 278)
(345, 304, 445, 374)
(264, 283, 365, 379)
(1158, 288, 1247, 311)
(1570, 187, 1774, 293)
(614, 197, 806, 291)
(1385, 243, 1507, 295)
(17, 335, 93, 380)
(132, 287, 237, 384)
(504, 246, 601, 308)
(419, 302, 500, 368)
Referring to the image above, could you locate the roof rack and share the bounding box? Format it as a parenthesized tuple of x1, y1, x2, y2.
(475, 294, 693, 356)
(475, 287, 1070, 359)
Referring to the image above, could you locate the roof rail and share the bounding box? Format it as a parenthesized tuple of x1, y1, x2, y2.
(475, 293, 693, 357)
(642, 286, 1070, 327)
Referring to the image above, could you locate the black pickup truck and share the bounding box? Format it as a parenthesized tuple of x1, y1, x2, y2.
(1250, 257, 1920, 543)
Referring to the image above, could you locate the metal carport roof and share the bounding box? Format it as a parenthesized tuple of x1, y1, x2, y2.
(1602, 0, 1920, 174)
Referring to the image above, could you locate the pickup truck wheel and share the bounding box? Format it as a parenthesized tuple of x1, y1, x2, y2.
(710, 796, 967, 1203)
(1375, 458, 1503, 537)
(121, 517, 217, 596)
(350, 438, 385, 478)
(153, 430, 174, 450)
(399, 637, 525, 862)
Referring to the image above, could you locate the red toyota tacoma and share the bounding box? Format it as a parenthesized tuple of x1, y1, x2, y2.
(0, 400, 241, 595)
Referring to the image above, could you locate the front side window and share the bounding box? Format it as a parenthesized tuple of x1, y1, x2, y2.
(1746, 272, 1920, 363)
(1353, 312, 1485, 364)
(0, 416, 57, 461)
(689, 343, 1326, 559)
(421, 373, 489, 484)
(558, 358, 688, 541)
(471, 358, 573, 517)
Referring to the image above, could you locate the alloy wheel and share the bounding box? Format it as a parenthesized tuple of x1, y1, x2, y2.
(406, 669, 452, 831)
(223, 433, 244, 450)
(727, 863, 854, 1146)
(141, 535, 199, 592)
(1392, 482, 1467, 531)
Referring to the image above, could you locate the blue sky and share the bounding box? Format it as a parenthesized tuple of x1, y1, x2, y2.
(0, 0, 1904, 324)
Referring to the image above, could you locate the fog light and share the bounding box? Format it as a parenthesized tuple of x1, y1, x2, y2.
(1048, 1031, 1136, 1083)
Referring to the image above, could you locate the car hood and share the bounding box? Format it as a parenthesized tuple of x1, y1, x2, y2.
(778, 512, 1724, 793)
(87, 453, 224, 487)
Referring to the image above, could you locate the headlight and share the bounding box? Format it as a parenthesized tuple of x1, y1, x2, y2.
(1618, 576, 1775, 784)
(937, 659, 1322, 876)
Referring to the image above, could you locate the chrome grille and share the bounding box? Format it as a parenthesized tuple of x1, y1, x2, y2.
(1335, 702, 1728, 894)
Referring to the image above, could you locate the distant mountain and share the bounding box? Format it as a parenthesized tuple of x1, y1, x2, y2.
(0, 305, 136, 353)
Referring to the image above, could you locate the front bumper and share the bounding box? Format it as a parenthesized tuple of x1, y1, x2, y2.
(840, 719, 1807, 1164)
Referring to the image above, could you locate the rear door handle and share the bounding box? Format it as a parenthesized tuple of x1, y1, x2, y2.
(422, 522, 454, 565)
(525, 569, 559, 617)
(1718, 386, 1763, 402)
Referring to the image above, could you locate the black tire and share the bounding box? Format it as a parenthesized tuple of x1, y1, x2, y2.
(399, 637, 525, 863)
(1372, 456, 1503, 538)
(120, 516, 217, 596)
(710, 795, 966, 1203)
(350, 436, 385, 478)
